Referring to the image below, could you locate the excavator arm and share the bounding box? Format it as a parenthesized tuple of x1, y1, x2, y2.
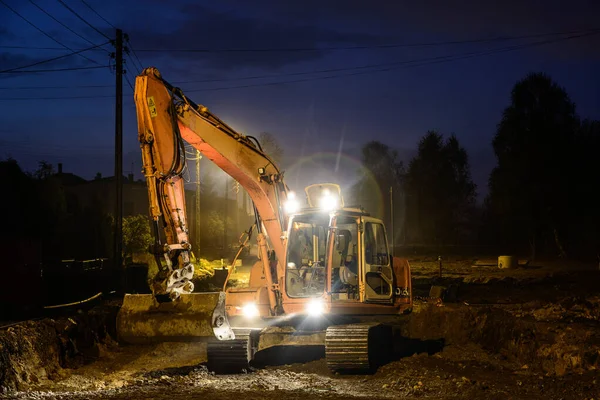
(134, 67, 289, 304)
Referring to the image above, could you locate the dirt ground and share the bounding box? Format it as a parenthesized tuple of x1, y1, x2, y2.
(2, 257, 599, 400)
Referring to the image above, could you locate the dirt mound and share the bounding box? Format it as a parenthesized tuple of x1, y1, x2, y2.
(530, 295, 600, 323)
(0, 306, 118, 393)
(404, 302, 600, 376)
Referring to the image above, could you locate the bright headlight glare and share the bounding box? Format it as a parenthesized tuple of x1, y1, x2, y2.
(241, 303, 259, 318)
(306, 299, 325, 316)
(319, 193, 338, 211)
(284, 198, 300, 214)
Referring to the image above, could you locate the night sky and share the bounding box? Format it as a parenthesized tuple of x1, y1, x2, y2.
(1, 0, 599, 201)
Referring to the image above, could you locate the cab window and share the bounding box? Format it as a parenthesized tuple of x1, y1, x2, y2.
(364, 222, 389, 266)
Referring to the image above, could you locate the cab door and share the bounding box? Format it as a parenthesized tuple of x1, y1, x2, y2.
(360, 217, 393, 303)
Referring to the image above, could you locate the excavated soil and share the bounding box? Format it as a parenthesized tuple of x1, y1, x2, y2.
(1, 258, 599, 399)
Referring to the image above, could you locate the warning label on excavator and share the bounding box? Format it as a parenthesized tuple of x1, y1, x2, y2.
(148, 96, 158, 118)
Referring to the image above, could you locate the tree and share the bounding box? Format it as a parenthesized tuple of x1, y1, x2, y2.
(32, 160, 55, 180)
(405, 131, 476, 245)
(350, 141, 404, 245)
(203, 210, 235, 252)
(1, 158, 40, 238)
(566, 119, 600, 256)
(486, 73, 579, 258)
(259, 132, 284, 167)
(122, 215, 153, 260)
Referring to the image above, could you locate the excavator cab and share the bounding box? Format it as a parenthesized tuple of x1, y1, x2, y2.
(281, 190, 410, 313)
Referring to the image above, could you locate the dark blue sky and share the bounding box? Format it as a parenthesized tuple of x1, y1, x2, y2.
(1, 0, 599, 200)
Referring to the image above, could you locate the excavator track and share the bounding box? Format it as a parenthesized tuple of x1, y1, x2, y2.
(325, 323, 392, 372)
(207, 329, 257, 374)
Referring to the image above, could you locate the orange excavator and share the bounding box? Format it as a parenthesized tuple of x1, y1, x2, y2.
(117, 67, 412, 373)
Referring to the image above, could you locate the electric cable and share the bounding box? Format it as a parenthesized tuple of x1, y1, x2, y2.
(126, 39, 145, 73)
(0, 31, 596, 99)
(79, 0, 115, 29)
(0, 65, 107, 75)
(0, 42, 109, 73)
(0, 0, 101, 64)
(27, 0, 109, 52)
(135, 28, 600, 53)
(55, 0, 111, 40)
(184, 31, 600, 93)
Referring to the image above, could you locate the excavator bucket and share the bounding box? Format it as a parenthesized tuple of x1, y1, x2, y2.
(117, 292, 234, 344)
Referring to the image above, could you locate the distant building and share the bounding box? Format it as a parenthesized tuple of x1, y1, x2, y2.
(55, 163, 149, 217)
(54, 163, 251, 223)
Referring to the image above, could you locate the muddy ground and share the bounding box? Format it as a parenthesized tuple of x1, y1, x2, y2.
(1, 257, 599, 399)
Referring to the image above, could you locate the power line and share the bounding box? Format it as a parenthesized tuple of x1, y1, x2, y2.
(184, 31, 600, 93)
(135, 28, 600, 53)
(0, 139, 113, 151)
(1, 65, 107, 74)
(0, 42, 108, 73)
(0, 0, 100, 64)
(1, 31, 596, 99)
(124, 72, 135, 92)
(170, 48, 480, 84)
(79, 0, 115, 29)
(0, 45, 483, 86)
(27, 0, 108, 52)
(0, 29, 569, 89)
(155, 29, 600, 85)
(0, 93, 123, 100)
(125, 54, 141, 75)
(0, 84, 112, 89)
(55, 0, 110, 40)
(125, 38, 144, 73)
(129, 46, 144, 71)
(4, 27, 598, 54)
(0, 45, 106, 50)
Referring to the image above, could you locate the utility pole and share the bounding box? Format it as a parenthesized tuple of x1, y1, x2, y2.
(195, 149, 202, 255)
(390, 186, 394, 257)
(223, 175, 228, 261)
(234, 181, 240, 239)
(114, 28, 123, 275)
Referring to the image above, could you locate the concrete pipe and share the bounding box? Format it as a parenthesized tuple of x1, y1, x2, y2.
(498, 255, 516, 269)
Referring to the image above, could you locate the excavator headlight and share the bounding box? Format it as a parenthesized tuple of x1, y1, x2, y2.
(305, 298, 325, 317)
(284, 191, 300, 214)
(319, 190, 338, 212)
(241, 303, 259, 318)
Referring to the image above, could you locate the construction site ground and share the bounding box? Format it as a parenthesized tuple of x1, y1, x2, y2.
(1, 256, 599, 399)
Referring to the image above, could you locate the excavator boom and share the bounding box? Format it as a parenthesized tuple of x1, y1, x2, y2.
(118, 67, 291, 344)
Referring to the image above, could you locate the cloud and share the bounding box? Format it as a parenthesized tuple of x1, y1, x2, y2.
(215, 0, 600, 59)
(218, 0, 599, 33)
(127, 3, 379, 70)
(0, 52, 35, 69)
(0, 25, 15, 42)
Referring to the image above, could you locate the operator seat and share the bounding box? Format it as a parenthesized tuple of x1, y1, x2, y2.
(338, 229, 358, 286)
